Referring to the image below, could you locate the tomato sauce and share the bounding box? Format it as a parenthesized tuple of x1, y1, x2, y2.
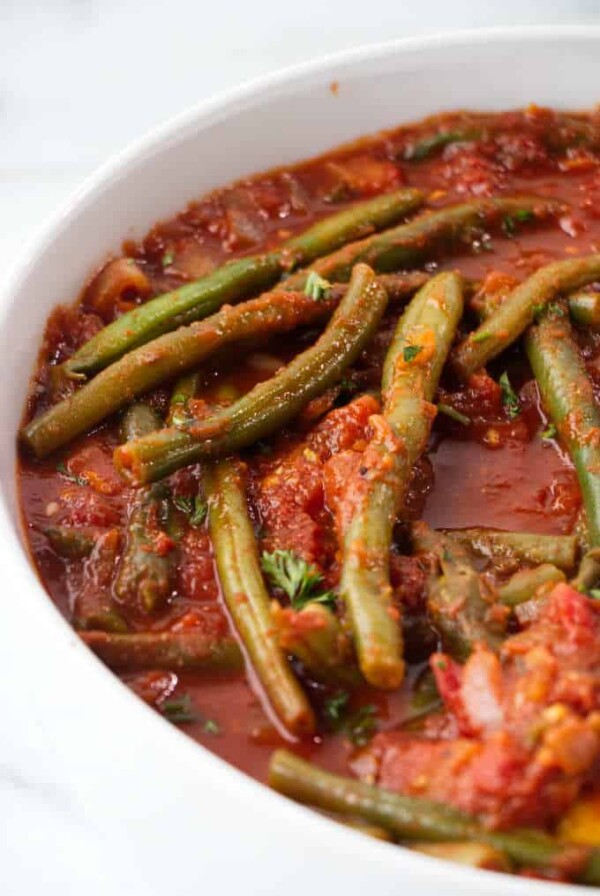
(18, 106, 600, 791)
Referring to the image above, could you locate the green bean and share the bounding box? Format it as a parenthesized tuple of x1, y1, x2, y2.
(73, 529, 128, 632)
(571, 548, 600, 592)
(45, 525, 97, 559)
(497, 564, 565, 607)
(278, 195, 561, 291)
(453, 254, 600, 379)
(569, 289, 600, 329)
(119, 402, 163, 442)
(80, 629, 243, 672)
(339, 272, 463, 688)
(114, 403, 174, 615)
(526, 309, 600, 547)
(22, 286, 340, 459)
(62, 190, 422, 376)
(412, 522, 504, 660)
(115, 263, 388, 485)
(440, 527, 578, 572)
(168, 371, 202, 426)
(271, 601, 359, 688)
(204, 459, 315, 736)
(410, 842, 510, 872)
(268, 750, 600, 884)
(402, 129, 482, 162)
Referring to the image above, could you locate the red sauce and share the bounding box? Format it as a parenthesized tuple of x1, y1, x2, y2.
(17, 106, 600, 797)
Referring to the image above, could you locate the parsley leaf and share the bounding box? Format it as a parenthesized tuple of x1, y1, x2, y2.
(56, 462, 88, 487)
(322, 692, 378, 745)
(499, 371, 520, 419)
(346, 704, 378, 747)
(471, 330, 491, 344)
(173, 494, 208, 527)
(323, 691, 350, 726)
(541, 423, 557, 441)
(203, 719, 220, 735)
(502, 209, 534, 237)
(162, 250, 175, 267)
(403, 344, 423, 363)
(161, 694, 197, 724)
(261, 549, 335, 610)
(304, 271, 331, 301)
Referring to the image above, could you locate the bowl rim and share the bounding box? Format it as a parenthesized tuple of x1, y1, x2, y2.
(6, 24, 600, 894)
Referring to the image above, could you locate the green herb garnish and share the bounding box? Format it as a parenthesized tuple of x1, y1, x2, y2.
(499, 371, 520, 419)
(403, 344, 423, 363)
(437, 403, 471, 426)
(346, 704, 378, 747)
(162, 250, 175, 267)
(304, 271, 331, 301)
(203, 719, 220, 735)
(541, 423, 557, 441)
(161, 694, 197, 724)
(56, 462, 88, 487)
(471, 330, 491, 344)
(323, 691, 350, 726)
(173, 494, 208, 527)
(261, 549, 335, 610)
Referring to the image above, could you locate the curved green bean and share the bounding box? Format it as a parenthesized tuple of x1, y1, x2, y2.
(278, 195, 561, 291)
(205, 459, 315, 736)
(568, 289, 600, 329)
(340, 272, 464, 688)
(526, 309, 600, 547)
(440, 527, 578, 572)
(268, 750, 600, 884)
(81, 628, 243, 672)
(115, 263, 388, 485)
(497, 564, 565, 607)
(45, 525, 97, 559)
(73, 529, 127, 632)
(453, 254, 600, 379)
(62, 189, 422, 376)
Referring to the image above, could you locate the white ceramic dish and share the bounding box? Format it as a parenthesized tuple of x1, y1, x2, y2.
(3, 25, 600, 896)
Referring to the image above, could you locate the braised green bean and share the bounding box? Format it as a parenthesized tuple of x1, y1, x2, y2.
(526, 309, 600, 547)
(440, 527, 578, 572)
(454, 254, 600, 379)
(340, 272, 463, 688)
(497, 564, 565, 607)
(568, 289, 600, 329)
(115, 263, 388, 485)
(45, 526, 97, 559)
(73, 529, 127, 632)
(205, 459, 315, 736)
(268, 750, 600, 884)
(62, 189, 422, 376)
(81, 628, 243, 672)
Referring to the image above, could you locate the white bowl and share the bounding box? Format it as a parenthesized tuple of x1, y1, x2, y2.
(3, 25, 600, 896)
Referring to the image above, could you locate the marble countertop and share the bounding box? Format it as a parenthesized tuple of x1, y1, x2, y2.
(3, 3, 600, 894)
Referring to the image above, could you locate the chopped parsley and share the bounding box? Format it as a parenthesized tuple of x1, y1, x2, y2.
(304, 271, 331, 301)
(345, 704, 378, 747)
(499, 371, 520, 419)
(261, 549, 335, 611)
(162, 250, 175, 267)
(173, 494, 208, 527)
(322, 692, 378, 746)
(56, 462, 88, 487)
(471, 330, 491, 344)
(203, 719, 220, 735)
(323, 690, 350, 726)
(403, 344, 423, 363)
(502, 209, 534, 237)
(541, 423, 557, 441)
(437, 403, 471, 426)
(161, 694, 197, 724)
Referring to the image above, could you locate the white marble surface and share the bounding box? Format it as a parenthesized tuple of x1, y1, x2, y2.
(3, 5, 600, 896)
